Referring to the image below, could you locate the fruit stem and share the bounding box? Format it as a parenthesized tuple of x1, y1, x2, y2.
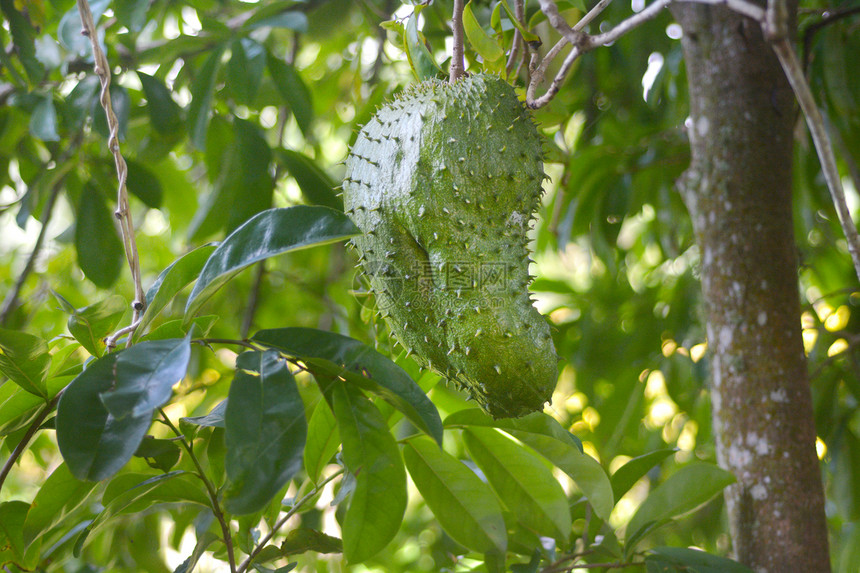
(450, 0, 466, 82)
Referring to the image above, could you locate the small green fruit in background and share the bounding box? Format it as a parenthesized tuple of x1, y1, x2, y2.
(343, 74, 557, 418)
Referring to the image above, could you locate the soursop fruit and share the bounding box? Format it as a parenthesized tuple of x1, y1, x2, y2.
(343, 73, 557, 418)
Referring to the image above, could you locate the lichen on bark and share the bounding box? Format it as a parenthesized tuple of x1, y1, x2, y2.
(671, 2, 831, 570)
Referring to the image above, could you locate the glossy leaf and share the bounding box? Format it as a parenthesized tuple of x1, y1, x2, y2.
(181, 399, 227, 429)
(187, 43, 226, 149)
(304, 401, 340, 484)
(66, 294, 127, 357)
(463, 427, 572, 542)
(135, 244, 216, 340)
(138, 71, 183, 135)
(57, 338, 191, 481)
(331, 381, 407, 563)
(645, 546, 753, 572)
(404, 436, 507, 553)
(278, 149, 342, 210)
(252, 327, 443, 445)
(499, 0, 541, 43)
(626, 463, 736, 545)
(224, 351, 307, 515)
(186, 206, 358, 317)
(404, 9, 445, 81)
(75, 183, 124, 289)
(0, 327, 50, 398)
(463, 2, 504, 63)
(267, 52, 313, 136)
(446, 409, 612, 520)
(611, 449, 677, 501)
(22, 463, 99, 544)
(98, 337, 191, 420)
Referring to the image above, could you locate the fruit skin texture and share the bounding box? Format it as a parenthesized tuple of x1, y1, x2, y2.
(343, 74, 557, 418)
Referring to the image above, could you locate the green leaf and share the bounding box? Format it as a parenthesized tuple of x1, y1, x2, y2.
(58, 0, 109, 56)
(66, 294, 127, 357)
(0, 327, 50, 398)
(134, 436, 182, 472)
(227, 38, 267, 105)
(137, 71, 183, 135)
(181, 399, 227, 429)
(243, 5, 307, 32)
(626, 463, 736, 546)
(187, 43, 226, 149)
(188, 118, 274, 241)
(331, 381, 407, 563)
(186, 206, 358, 317)
(304, 401, 340, 484)
(75, 183, 124, 289)
(645, 547, 754, 572)
(75, 471, 208, 554)
(463, 427, 571, 542)
(463, 2, 504, 63)
(135, 245, 216, 340)
(267, 52, 313, 137)
(125, 159, 164, 208)
(0, 501, 33, 569)
(277, 149, 342, 210)
(224, 351, 307, 515)
(30, 95, 59, 141)
(280, 528, 342, 555)
(0, 375, 67, 436)
(499, 0, 541, 43)
(403, 436, 507, 553)
(98, 337, 191, 420)
(0, 0, 44, 84)
(404, 9, 445, 81)
(252, 327, 443, 445)
(56, 338, 191, 481)
(22, 463, 99, 544)
(611, 449, 677, 502)
(446, 409, 613, 520)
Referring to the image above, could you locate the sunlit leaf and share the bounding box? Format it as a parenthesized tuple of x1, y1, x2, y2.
(304, 401, 340, 484)
(611, 449, 677, 501)
(0, 327, 50, 398)
(22, 463, 99, 544)
(463, 427, 571, 542)
(135, 245, 216, 340)
(404, 436, 507, 553)
(626, 463, 735, 547)
(463, 2, 504, 64)
(252, 327, 443, 445)
(331, 381, 407, 563)
(66, 294, 127, 357)
(404, 8, 445, 81)
(186, 206, 357, 317)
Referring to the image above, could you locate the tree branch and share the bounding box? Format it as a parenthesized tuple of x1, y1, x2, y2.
(450, 0, 466, 82)
(76, 0, 146, 348)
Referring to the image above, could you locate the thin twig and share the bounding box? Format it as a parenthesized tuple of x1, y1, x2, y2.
(0, 178, 63, 326)
(0, 392, 63, 492)
(802, 6, 860, 71)
(505, 0, 525, 76)
(159, 409, 237, 573)
(76, 0, 146, 348)
(450, 0, 466, 82)
(237, 469, 344, 572)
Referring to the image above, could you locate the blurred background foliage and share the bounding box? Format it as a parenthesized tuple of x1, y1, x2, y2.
(1, 0, 859, 570)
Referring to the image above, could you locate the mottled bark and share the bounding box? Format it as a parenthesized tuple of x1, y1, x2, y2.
(671, 3, 830, 571)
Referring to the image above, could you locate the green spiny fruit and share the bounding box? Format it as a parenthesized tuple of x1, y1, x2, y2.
(343, 73, 557, 418)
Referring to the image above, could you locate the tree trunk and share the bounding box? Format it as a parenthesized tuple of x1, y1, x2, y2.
(670, 4, 831, 571)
